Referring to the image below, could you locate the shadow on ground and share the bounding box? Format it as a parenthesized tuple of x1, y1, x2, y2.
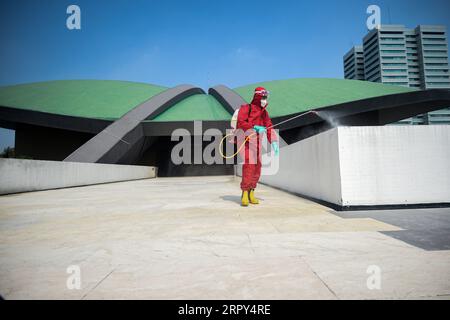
(330, 208, 450, 251)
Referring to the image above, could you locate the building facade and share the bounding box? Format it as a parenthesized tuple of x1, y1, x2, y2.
(343, 45, 365, 80)
(344, 25, 450, 125)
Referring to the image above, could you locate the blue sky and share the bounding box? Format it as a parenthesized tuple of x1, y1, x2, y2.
(1, 0, 449, 149)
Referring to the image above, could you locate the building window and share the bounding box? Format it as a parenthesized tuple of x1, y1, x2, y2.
(426, 75, 450, 79)
(428, 82, 450, 85)
(424, 50, 448, 54)
(425, 57, 448, 60)
(384, 75, 408, 79)
(426, 69, 449, 73)
(383, 69, 407, 73)
(381, 50, 406, 53)
(425, 63, 449, 66)
(423, 44, 447, 48)
(383, 63, 407, 66)
(381, 44, 405, 48)
(422, 37, 446, 41)
(385, 82, 409, 85)
(380, 31, 403, 35)
(380, 37, 404, 40)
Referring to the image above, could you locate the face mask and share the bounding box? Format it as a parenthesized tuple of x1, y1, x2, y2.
(261, 99, 268, 107)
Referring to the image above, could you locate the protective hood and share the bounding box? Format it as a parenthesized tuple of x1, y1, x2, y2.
(251, 86, 269, 109)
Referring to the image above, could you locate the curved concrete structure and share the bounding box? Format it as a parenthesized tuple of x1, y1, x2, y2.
(208, 85, 246, 113)
(64, 85, 204, 164)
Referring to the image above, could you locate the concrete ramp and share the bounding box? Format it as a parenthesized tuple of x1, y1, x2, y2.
(0, 158, 156, 195)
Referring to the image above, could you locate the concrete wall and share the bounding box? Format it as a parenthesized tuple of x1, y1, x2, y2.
(239, 125, 450, 207)
(0, 158, 156, 195)
(337, 125, 450, 206)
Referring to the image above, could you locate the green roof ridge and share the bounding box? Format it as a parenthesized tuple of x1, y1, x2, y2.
(150, 93, 231, 122)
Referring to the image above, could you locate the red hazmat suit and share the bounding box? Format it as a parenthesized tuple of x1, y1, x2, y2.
(237, 87, 277, 191)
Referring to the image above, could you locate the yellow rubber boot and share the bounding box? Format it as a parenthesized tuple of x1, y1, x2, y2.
(241, 190, 249, 207)
(249, 189, 259, 204)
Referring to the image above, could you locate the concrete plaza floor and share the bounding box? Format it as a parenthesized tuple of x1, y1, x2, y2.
(0, 176, 449, 299)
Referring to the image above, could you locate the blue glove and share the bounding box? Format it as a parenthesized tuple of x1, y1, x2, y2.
(271, 141, 279, 156)
(253, 125, 266, 134)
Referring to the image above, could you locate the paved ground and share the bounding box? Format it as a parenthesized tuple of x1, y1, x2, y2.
(333, 208, 450, 251)
(0, 176, 449, 299)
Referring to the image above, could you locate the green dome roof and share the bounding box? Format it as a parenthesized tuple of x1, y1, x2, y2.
(233, 78, 417, 118)
(0, 78, 418, 121)
(0, 80, 167, 120)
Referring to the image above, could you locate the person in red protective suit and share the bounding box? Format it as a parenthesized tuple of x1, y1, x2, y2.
(236, 87, 279, 206)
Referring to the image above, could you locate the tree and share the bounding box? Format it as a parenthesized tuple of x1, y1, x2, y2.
(0, 147, 15, 158)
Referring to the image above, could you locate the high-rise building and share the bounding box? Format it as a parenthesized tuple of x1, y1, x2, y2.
(344, 25, 450, 125)
(343, 45, 365, 80)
